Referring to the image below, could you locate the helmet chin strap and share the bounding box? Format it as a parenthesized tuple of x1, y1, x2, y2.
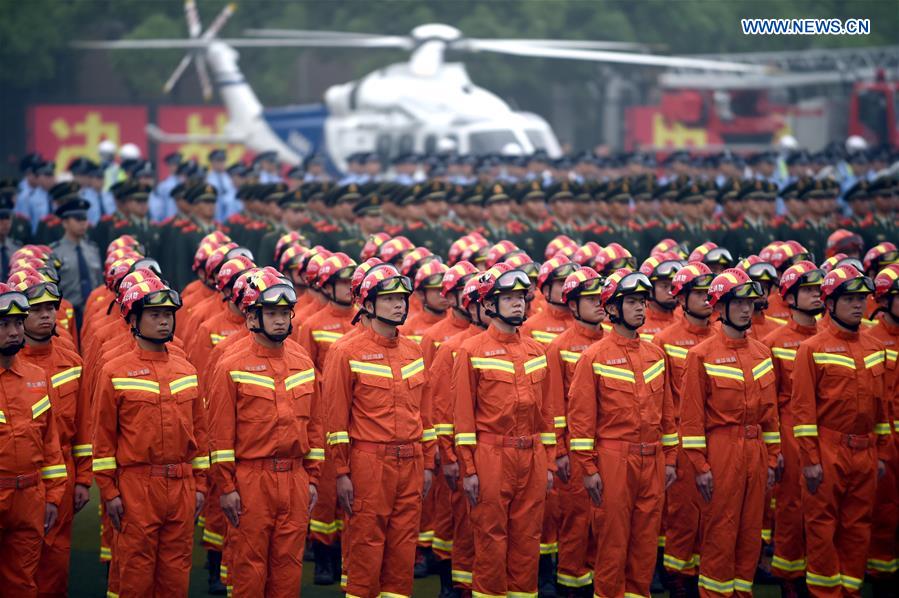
(250, 307, 292, 343)
(607, 298, 641, 331)
(486, 297, 525, 327)
(327, 282, 354, 307)
(651, 290, 677, 312)
(367, 295, 409, 327)
(25, 324, 58, 343)
(828, 306, 860, 332)
(473, 304, 489, 329)
(722, 301, 752, 332)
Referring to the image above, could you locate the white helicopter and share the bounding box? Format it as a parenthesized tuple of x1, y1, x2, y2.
(74, 1, 763, 172)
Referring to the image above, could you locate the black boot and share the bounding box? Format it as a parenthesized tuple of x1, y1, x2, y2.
(871, 574, 898, 598)
(538, 554, 557, 597)
(437, 559, 459, 598)
(206, 550, 227, 595)
(414, 547, 432, 578)
(313, 541, 336, 585)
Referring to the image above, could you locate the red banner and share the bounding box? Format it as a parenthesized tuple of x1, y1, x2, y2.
(28, 105, 148, 173)
(155, 106, 249, 177)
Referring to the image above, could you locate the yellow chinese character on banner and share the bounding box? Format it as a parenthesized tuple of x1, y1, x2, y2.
(177, 113, 246, 165)
(652, 113, 707, 148)
(50, 112, 121, 173)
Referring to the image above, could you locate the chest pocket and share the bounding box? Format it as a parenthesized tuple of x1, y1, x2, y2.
(812, 353, 857, 399)
(285, 368, 315, 418)
(169, 374, 199, 428)
(472, 357, 516, 388)
(524, 355, 548, 385)
(594, 362, 637, 394)
(113, 377, 161, 419)
(703, 363, 745, 412)
(401, 358, 426, 391)
(230, 371, 276, 422)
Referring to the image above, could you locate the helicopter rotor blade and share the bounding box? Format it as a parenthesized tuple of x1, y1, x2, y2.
(184, 0, 202, 39)
(195, 53, 214, 100)
(471, 38, 649, 52)
(163, 53, 195, 94)
(73, 37, 414, 50)
(244, 28, 391, 39)
(203, 3, 237, 41)
(460, 39, 765, 73)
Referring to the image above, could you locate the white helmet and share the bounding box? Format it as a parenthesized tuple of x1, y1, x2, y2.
(845, 135, 868, 154)
(500, 142, 524, 157)
(777, 135, 798, 151)
(119, 143, 141, 160)
(98, 139, 117, 158)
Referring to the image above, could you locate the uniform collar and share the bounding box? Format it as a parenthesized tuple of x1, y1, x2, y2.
(882, 318, 899, 336)
(610, 327, 641, 349)
(363, 325, 399, 348)
(788, 318, 817, 335)
(225, 308, 245, 325)
(251, 337, 285, 357)
(0, 355, 28, 377)
(717, 327, 749, 349)
(326, 302, 354, 318)
(487, 323, 520, 344)
(449, 312, 470, 331)
(825, 319, 858, 341)
(136, 346, 170, 361)
(22, 342, 52, 357)
(679, 312, 712, 335)
(575, 321, 605, 340)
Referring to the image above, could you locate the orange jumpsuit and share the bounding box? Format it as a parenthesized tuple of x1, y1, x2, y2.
(399, 308, 445, 344)
(20, 341, 90, 598)
(92, 346, 208, 597)
(653, 314, 718, 577)
(296, 303, 355, 547)
(767, 293, 792, 321)
(680, 328, 781, 597)
(188, 307, 246, 376)
(0, 357, 67, 596)
(568, 328, 678, 597)
(181, 278, 213, 310)
(748, 311, 785, 342)
(429, 324, 480, 590)
(760, 319, 818, 580)
(791, 320, 891, 596)
(639, 304, 678, 340)
(453, 325, 555, 597)
(183, 293, 227, 338)
(207, 338, 325, 598)
(325, 326, 436, 598)
(545, 323, 603, 590)
(864, 319, 899, 579)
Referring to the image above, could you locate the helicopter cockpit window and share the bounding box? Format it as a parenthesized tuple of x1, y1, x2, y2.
(424, 135, 437, 154)
(398, 134, 414, 155)
(526, 130, 547, 150)
(469, 130, 518, 154)
(376, 134, 393, 162)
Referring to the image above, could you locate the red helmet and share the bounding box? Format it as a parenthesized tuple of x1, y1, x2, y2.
(358, 267, 413, 306)
(707, 268, 763, 308)
(10, 258, 59, 285)
(758, 241, 783, 265)
(201, 230, 231, 248)
(779, 260, 824, 298)
(400, 247, 436, 277)
(414, 260, 449, 291)
(361, 233, 392, 261)
(192, 242, 218, 274)
(460, 270, 486, 309)
(639, 252, 684, 281)
(302, 249, 333, 287)
(600, 268, 652, 307)
(117, 268, 161, 300)
(215, 255, 256, 293)
(874, 264, 899, 299)
(671, 262, 714, 296)
(770, 240, 812, 271)
(119, 277, 181, 320)
(7, 272, 61, 307)
(241, 268, 297, 312)
(688, 242, 733, 269)
(0, 283, 30, 318)
(737, 255, 778, 285)
(561, 266, 603, 303)
(103, 257, 137, 290)
(230, 267, 262, 306)
(107, 234, 145, 257)
(594, 243, 636, 275)
(317, 253, 357, 288)
(537, 255, 578, 289)
(505, 252, 539, 280)
(820, 265, 874, 300)
(825, 229, 864, 259)
(440, 261, 479, 297)
(448, 235, 476, 266)
(651, 238, 688, 260)
(572, 242, 602, 267)
(204, 243, 239, 278)
(462, 236, 491, 266)
(352, 260, 395, 301)
(471, 263, 530, 305)
(544, 235, 577, 260)
(485, 240, 520, 268)
(278, 244, 309, 273)
(274, 232, 307, 265)
(378, 235, 415, 265)
(105, 247, 141, 269)
(863, 242, 899, 274)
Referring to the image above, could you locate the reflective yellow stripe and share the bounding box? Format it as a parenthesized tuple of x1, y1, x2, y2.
(559, 350, 581, 364)
(886, 349, 898, 363)
(806, 571, 841, 588)
(51, 366, 82, 388)
(875, 422, 892, 435)
(539, 542, 558, 555)
(540, 432, 556, 445)
(380, 592, 410, 598)
(31, 395, 51, 419)
(422, 428, 437, 442)
(285, 368, 315, 390)
(202, 528, 224, 546)
(752, 358, 774, 380)
(639, 333, 655, 342)
(228, 371, 276, 390)
(772, 347, 797, 361)
(894, 420, 899, 433)
(793, 424, 818, 437)
(417, 530, 434, 543)
(41, 464, 67, 479)
(312, 330, 344, 343)
(472, 594, 506, 598)
(569, 437, 594, 451)
(92, 457, 117, 472)
(210, 449, 235, 464)
(661, 433, 679, 447)
(771, 555, 807, 572)
(451, 569, 473, 583)
(401, 358, 425, 380)
(435, 423, 454, 436)
(761, 528, 772, 542)
(432, 536, 453, 552)
(593, 363, 636, 383)
(210, 333, 225, 345)
(663, 553, 700, 571)
(169, 375, 198, 395)
(643, 359, 665, 384)
(470, 357, 516, 374)
(349, 360, 394, 378)
(557, 571, 593, 587)
(523, 355, 548, 375)
(681, 436, 707, 449)
(840, 574, 863, 590)
(72, 444, 92, 457)
(304, 448, 325, 461)
(309, 519, 342, 534)
(866, 558, 899, 573)
(455, 432, 477, 446)
(864, 350, 885, 369)
(191, 456, 210, 469)
(664, 344, 689, 360)
(812, 352, 856, 370)
(624, 593, 650, 598)
(734, 578, 753, 592)
(763, 431, 781, 444)
(531, 330, 558, 344)
(698, 575, 735, 593)
(100, 547, 112, 561)
(112, 377, 161, 393)
(329, 431, 350, 445)
(0, 410, 5, 424)
(703, 362, 744, 382)
(554, 416, 567, 429)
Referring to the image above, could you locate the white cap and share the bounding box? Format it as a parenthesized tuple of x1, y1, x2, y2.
(436, 137, 458, 154)
(845, 135, 867, 153)
(98, 140, 117, 156)
(500, 142, 523, 157)
(119, 143, 142, 160)
(777, 135, 798, 151)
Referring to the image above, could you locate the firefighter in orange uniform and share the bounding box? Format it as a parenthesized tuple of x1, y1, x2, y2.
(653, 262, 717, 593)
(567, 268, 678, 598)
(680, 268, 781, 597)
(453, 263, 555, 598)
(865, 264, 899, 591)
(638, 252, 684, 340)
(791, 265, 890, 596)
(545, 266, 606, 593)
(399, 253, 449, 344)
(91, 276, 208, 597)
(760, 261, 824, 595)
(326, 267, 436, 598)
(737, 256, 787, 342)
(0, 284, 67, 596)
(296, 252, 357, 585)
(208, 268, 325, 597)
(13, 274, 91, 598)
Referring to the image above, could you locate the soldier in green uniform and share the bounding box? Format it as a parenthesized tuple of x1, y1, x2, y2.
(337, 193, 386, 260)
(716, 178, 746, 258)
(321, 183, 362, 256)
(480, 183, 522, 243)
(452, 183, 487, 234)
(155, 181, 195, 290)
(0, 178, 34, 245)
(0, 190, 22, 280)
(862, 175, 896, 249)
(584, 178, 641, 255)
(509, 180, 549, 258)
(630, 175, 664, 259)
(257, 188, 316, 266)
(673, 181, 710, 252)
(241, 183, 284, 258)
(789, 178, 838, 262)
(403, 181, 461, 257)
(537, 180, 582, 247)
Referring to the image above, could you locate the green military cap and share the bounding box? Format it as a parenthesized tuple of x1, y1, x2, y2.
(675, 181, 705, 204)
(353, 193, 383, 217)
(329, 183, 362, 206)
(604, 178, 632, 203)
(278, 188, 306, 209)
(843, 179, 869, 203)
(236, 183, 257, 201)
(866, 175, 894, 196)
(398, 184, 424, 206)
(114, 181, 151, 202)
(517, 179, 546, 204)
(716, 178, 743, 203)
(48, 181, 81, 205)
(737, 178, 768, 201)
(545, 180, 575, 203)
(261, 183, 289, 203)
(798, 177, 836, 200)
(778, 178, 803, 201)
(462, 183, 486, 206)
(483, 182, 511, 206)
(631, 174, 656, 201)
(186, 183, 218, 204)
(591, 180, 609, 202)
(417, 180, 449, 202)
(574, 182, 593, 203)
